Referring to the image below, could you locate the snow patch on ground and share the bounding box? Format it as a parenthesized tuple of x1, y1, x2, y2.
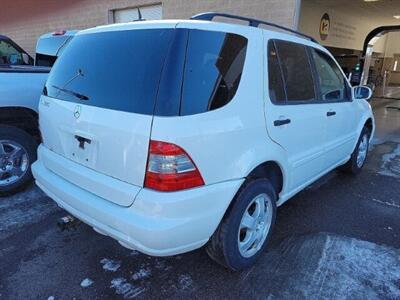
(110, 278, 145, 299)
(371, 198, 400, 209)
(379, 144, 400, 178)
(305, 235, 400, 299)
(100, 258, 121, 272)
(80, 278, 94, 288)
(0, 187, 57, 239)
(177, 274, 193, 291)
(131, 268, 151, 281)
(129, 250, 140, 256)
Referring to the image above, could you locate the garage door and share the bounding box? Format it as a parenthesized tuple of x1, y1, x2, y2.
(113, 4, 162, 23)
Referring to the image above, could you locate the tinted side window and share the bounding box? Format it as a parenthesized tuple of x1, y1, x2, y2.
(275, 40, 315, 102)
(35, 53, 57, 67)
(268, 40, 286, 103)
(180, 30, 247, 116)
(0, 40, 23, 65)
(311, 49, 349, 101)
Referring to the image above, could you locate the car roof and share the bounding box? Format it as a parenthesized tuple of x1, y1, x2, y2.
(0, 34, 13, 42)
(78, 19, 321, 49)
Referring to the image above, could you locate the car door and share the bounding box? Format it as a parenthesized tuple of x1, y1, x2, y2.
(309, 47, 357, 168)
(265, 39, 328, 191)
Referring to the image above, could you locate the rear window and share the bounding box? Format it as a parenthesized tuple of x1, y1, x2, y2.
(45, 29, 174, 115)
(45, 28, 247, 116)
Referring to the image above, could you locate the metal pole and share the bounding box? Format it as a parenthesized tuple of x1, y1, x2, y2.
(383, 70, 388, 97)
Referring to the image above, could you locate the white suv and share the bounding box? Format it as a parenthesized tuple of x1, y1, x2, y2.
(32, 13, 374, 270)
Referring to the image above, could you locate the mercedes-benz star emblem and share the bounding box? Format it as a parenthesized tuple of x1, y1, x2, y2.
(74, 105, 82, 119)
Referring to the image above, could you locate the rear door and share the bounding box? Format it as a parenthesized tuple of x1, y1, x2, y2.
(265, 38, 327, 191)
(309, 47, 357, 167)
(39, 26, 176, 201)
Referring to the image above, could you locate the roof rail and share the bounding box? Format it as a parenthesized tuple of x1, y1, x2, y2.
(190, 12, 318, 43)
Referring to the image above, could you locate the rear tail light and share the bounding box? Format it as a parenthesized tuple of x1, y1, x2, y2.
(144, 140, 204, 192)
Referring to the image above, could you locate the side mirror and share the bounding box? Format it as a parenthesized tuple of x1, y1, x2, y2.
(352, 86, 372, 101)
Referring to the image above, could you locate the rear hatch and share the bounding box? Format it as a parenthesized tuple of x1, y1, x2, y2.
(40, 24, 177, 206)
(39, 21, 249, 206)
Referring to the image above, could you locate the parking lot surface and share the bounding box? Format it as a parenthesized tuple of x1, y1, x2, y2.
(1, 99, 399, 299)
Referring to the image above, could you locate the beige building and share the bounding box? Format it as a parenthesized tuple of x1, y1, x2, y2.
(0, 0, 301, 56)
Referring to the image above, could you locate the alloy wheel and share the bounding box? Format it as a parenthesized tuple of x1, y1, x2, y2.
(356, 134, 369, 168)
(0, 140, 29, 187)
(238, 193, 273, 258)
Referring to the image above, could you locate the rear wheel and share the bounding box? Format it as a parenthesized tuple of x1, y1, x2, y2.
(340, 127, 370, 174)
(206, 179, 277, 271)
(0, 126, 37, 196)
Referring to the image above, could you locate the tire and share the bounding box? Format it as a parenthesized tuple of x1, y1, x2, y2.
(0, 125, 38, 196)
(206, 178, 277, 271)
(339, 126, 370, 174)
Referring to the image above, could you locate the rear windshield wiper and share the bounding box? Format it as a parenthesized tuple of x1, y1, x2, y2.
(52, 85, 89, 101)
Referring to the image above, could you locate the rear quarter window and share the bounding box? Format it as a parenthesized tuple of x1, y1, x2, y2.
(179, 30, 248, 116)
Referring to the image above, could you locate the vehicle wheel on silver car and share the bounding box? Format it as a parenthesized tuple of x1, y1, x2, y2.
(206, 178, 277, 270)
(340, 126, 370, 174)
(0, 126, 37, 196)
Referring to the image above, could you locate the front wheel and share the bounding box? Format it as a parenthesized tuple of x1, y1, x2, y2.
(0, 126, 37, 196)
(206, 179, 277, 271)
(340, 127, 370, 174)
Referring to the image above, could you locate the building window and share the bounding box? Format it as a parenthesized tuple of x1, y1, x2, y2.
(112, 4, 162, 23)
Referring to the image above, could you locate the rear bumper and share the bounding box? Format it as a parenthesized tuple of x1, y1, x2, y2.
(32, 156, 243, 256)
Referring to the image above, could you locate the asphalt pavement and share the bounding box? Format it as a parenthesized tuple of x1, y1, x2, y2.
(0, 98, 399, 299)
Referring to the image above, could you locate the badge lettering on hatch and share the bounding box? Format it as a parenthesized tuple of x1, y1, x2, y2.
(74, 135, 91, 150)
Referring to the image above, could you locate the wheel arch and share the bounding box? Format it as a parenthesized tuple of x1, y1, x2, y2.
(351, 114, 375, 153)
(216, 158, 287, 235)
(246, 160, 285, 197)
(364, 117, 374, 136)
(0, 107, 39, 140)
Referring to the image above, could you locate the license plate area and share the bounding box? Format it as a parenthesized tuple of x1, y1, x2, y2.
(69, 134, 97, 167)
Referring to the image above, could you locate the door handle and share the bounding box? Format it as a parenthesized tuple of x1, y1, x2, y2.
(274, 119, 291, 126)
(327, 111, 336, 117)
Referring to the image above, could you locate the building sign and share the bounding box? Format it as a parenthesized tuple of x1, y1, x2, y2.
(319, 13, 330, 40)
